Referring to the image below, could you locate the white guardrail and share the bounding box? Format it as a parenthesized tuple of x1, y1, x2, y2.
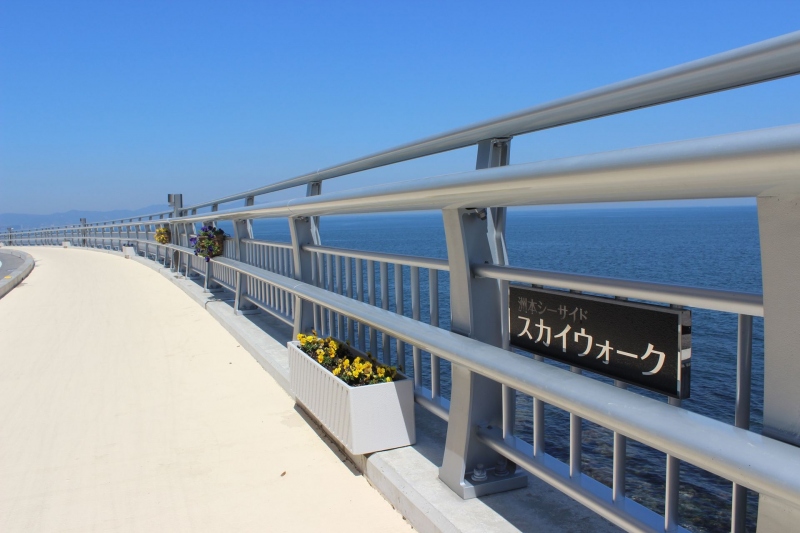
(6, 30, 800, 533)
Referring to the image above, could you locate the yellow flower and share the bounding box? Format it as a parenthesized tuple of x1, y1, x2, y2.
(317, 354, 324, 363)
(343, 359, 350, 367)
(385, 377, 392, 382)
(377, 368, 385, 377)
(333, 367, 341, 376)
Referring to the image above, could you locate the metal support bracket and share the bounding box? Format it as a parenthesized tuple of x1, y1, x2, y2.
(290, 181, 322, 337)
(438, 138, 527, 499)
(233, 214, 259, 315)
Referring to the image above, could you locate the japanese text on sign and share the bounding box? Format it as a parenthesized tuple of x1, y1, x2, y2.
(510, 287, 691, 398)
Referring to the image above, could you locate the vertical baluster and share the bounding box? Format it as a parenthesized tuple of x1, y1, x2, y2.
(277, 247, 282, 312)
(260, 246, 266, 307)
(533, 396, 545, 458)
(277, 247, 284, 314)
(429, 269, 440, 398)
(275, 247, 280, 314)
(394, 264, 405, 371)
(502, 385, 514, 442)
(665, 305, 683, 532)
(315, 251, 323, 333)
(246, 266, 252, 307)
(280, 247, 287, 313)
(380, 262, 390, 363)
(732, 314, 753, 533)
(346, 257, 354, 344)
(569, 367, 583, 479)
(312, 252, 320, 333)
(367, 260, 377, 356)
(356, 258, 365, 351)
(281, 248, 294, 316)
(411, 266, 421, 387)
(276, 246, 281, 309)
(336, 256, 344, 338)
(269, 246, 275, 308)
(613, 381, 628, 505)
(327, 253, 334, 337)
(665, 396, 681, 531)
(278, 246, 285, 313)
(281, 248, 288, 316)
(257, 246, 263, 305)
(271, 246, 277, 307)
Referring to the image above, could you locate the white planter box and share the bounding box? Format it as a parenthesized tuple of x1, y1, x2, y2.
(122, 246, 136, 259)
(288, 341, 415, 455)
(62, 241, 71, 248)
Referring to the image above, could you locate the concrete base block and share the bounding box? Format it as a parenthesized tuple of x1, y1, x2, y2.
(235, 307, 261, 316)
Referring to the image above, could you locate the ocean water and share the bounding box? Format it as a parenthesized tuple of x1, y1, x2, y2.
(253, 205, 764, 533)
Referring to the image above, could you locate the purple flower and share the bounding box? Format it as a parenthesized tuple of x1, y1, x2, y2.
(205, 256, 210, 262)
(189, 237, 197, 245)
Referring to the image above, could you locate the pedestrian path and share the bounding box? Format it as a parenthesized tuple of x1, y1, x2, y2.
(0, 247, 412, 532)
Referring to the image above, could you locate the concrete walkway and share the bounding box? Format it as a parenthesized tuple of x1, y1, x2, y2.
(0, 247, 412, 532)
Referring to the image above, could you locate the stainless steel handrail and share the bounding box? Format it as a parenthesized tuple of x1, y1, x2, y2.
(167, 123, 800, 224)
(303, 244, 449, 271)
(209, 254, 799, 506)
(181, 30, 800, 211)
(241, 238, 293, 249)
(476, 263, 763, 316)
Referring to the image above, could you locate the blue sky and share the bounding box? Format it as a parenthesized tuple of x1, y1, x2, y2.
(2, 1, 800, 214)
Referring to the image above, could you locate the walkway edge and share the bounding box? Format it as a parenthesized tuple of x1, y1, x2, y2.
(117, 252, 466, 533)
(128, 255, 456, 532)
(0, 249, 34, 300)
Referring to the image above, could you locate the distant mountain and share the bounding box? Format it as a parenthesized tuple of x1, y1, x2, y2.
(0, 205, 171, 230)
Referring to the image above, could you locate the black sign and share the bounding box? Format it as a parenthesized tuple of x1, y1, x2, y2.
(510, 286, 691, 398)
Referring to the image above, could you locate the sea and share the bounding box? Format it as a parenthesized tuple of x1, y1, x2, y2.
(251, 205, 763, 533)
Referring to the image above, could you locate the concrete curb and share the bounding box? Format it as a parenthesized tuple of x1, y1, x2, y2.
(0, 249, 35, 300)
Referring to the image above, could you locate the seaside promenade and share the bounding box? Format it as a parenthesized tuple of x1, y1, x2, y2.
(0, 247, 412, 532)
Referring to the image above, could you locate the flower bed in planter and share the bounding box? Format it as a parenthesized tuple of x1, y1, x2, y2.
(190, 226, 225, 262)
(154, 227, 171, 245)
(288, 336, 415, 455)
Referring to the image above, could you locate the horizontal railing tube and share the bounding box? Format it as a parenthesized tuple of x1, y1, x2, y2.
(168, 123, 800, 225)
(206, 253, 800, 507)
(474, 263, 763, 316)
(303, 244, 449, 271)
(180, 30, 800, 212)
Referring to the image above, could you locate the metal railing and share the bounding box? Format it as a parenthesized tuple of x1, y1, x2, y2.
(6, 30, 800, 533)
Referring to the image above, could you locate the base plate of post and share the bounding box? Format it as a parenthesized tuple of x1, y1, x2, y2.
(204, 287, 224, 294)
(440, 463, 528, 499)
(460, 466, 528, 499)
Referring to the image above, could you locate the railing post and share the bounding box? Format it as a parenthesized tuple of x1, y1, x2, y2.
(439, 138, 527, 498)
(290, 181, 322, 337)
(202, 219, 223, 293)
(233, 196, 259, 315)
(756, 195, 800, 532)
(168, 194, 183, 272)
